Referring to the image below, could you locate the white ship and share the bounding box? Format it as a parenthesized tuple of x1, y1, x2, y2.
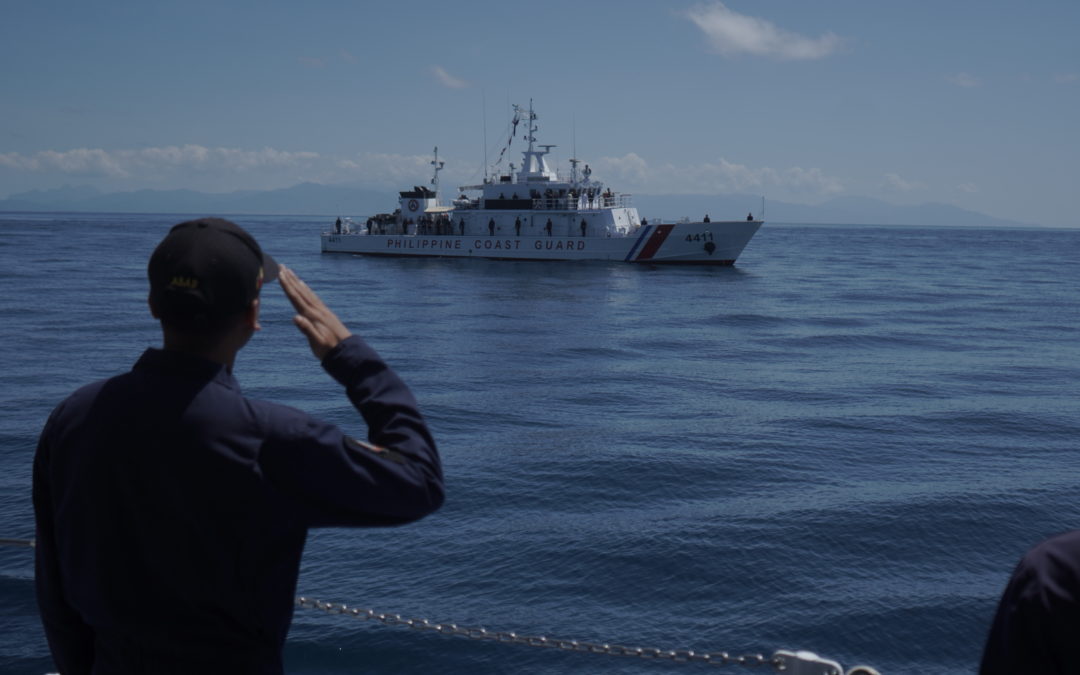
(321, 103, 762, 265)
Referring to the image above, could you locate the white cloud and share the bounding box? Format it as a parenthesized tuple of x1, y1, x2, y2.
(604, 151, 650, 185)
(298, 56, 325, 68)
(0, 145, 843, 199)
(338, 49, 357, 64)
(0, 145, 467, 193)
(683, 2, 841, 60)
(1054, 72, 1078, 84)
(0, 146, 322, 179)
(1, 148, 128, 176)
(593, 153, 843, 196)
(957, 182, 978, 194)
(432, 65, 469, 89)
(946, 72, 980, 88)
(781, 166, 844, 194)
(342, 152, 437, 186)
(882, 173, 925, 192)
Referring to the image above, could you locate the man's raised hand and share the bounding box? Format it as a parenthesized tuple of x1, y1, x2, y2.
(279, 266, 352, 360)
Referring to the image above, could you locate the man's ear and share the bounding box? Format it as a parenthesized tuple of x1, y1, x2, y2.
(248, 297, 261, 332)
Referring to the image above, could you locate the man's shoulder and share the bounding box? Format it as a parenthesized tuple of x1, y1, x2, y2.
(51, 371, 129, 416)
(1018, 530, 1080, 585)
(39, 370, 135, 448)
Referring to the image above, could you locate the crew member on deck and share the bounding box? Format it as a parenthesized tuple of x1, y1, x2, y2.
(982, 530, 1080, 674)
(32, 218, 444, 675)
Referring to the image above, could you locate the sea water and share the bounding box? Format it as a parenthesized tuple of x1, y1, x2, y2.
(1, 213, 1078, 674)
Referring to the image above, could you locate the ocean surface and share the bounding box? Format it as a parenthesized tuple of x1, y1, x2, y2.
(1, 212, 1078, 674)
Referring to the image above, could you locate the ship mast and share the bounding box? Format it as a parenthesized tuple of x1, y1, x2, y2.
(524, 99, 538, 156)
(430, 146, 444, 205)
(570, 113, 579, 185)
(514, 99, 557, 182)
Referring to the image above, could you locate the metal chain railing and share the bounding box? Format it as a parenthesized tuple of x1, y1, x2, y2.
(296, 596, 880, 675)
(0, 539, 878, 674)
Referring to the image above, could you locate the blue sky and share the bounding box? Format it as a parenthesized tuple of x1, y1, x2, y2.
(2, 0, 1077, 226)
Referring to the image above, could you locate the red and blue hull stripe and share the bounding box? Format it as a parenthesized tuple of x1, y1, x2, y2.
(625, 224, 675, 262)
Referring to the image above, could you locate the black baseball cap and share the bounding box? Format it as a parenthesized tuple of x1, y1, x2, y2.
(148, 218, 279, 327)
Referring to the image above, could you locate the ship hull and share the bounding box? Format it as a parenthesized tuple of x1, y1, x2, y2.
(321, 220, 761, 265)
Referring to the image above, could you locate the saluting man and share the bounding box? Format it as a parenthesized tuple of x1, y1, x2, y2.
(33, 218, 444, 674)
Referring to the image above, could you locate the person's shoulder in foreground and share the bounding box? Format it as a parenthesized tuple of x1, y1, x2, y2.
(33, 217, 443, 674)
(980, 530, 1080, 674)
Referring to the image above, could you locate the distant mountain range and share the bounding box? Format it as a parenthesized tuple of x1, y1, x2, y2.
(0, 183, 1036, 228)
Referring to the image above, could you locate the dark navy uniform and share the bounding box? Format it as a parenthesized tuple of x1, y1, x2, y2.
(33, 335, 443, 674)
(981, 530, 1080, 674)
